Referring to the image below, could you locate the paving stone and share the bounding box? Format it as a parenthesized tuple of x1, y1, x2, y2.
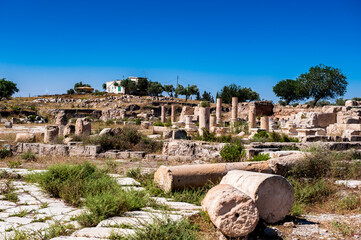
(19, 222, 49, 231)
(17, 193, 40, 205)
(97, 216, 142, 227)
(38, 206, 77, 215)
(0, 200, 16, 207)
(335, 180, 361, 189)
(71, 227, 135, 238)
(0, 221, 19, 232)
(121, 186, 146, 191)
(122, 211, 183, 222)
(113, 177, 141, 186)
(5, 205, 39, 214)
(5, 216, 33, 225)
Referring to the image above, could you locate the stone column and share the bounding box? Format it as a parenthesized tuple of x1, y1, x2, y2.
(198, 107, 210, 135)
(161, 105, 166, 123)
(231, 97, 238, 124)
(260, 116, 269, 132)
(216, 98, 222, 124)
(210, 115, 216, 129)
(248, 106, 256, 129)
(171, 105, 176, 123)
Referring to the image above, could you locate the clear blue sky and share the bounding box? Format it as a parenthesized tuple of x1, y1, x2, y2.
(0, 0, 360, 102)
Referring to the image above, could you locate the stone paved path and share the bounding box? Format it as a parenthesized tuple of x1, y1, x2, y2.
(0, 168, 201, 240)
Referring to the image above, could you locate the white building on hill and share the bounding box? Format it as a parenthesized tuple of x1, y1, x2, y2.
(105, 77, 140, 94)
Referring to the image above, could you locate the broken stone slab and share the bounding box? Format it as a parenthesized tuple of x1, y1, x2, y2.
(220, 170, 294, 223)
(107, 175, 141, 186)
(15, 133, 35, 143)
(154, 162, 272, 192)
(99, 128, 112, 135)
(4, 122, 12, 128)
(202, 184, 259, 237)
(334, 180, 361, 189)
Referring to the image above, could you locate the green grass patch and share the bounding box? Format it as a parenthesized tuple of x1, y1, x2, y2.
(27, 162, 150, 227)
(249, 153, 270, 161)
(110, 215, 199, 240)
(20, 151, 36, 161)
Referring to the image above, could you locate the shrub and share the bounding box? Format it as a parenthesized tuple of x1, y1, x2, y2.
(336, 193, 361, 211)
(250, 153, 270, 162)
(80, 127, 161, 153)
(289, 148, 361, 179)
(153, 121, 164, 127)
(0, 148, 12, 159)
(193, 129, 233, 143)
(105, 119, 115, 125)
(289, 178, 335, 205)
(220, 142, 244, 162)
(20, 151, 36, 161)
(200, 101, 210, 108)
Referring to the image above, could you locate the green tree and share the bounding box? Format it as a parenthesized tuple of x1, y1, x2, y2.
(67, 89, 75, 94)
(0, 78, 19, 99)
(297, 64, 348, 107)
(200, 91, 214, 103)
(163, 84, 175, 97)
(175, 84, 185, 98)
(102, 83, 106, 91)
(273, 79, 306, 105)
(136, 78, 149, 96)
(184, 85, 199, 101)
(217, 84, 260, 104)
(74, 81, 91, 93)
(335, 98, 345, 106)
(148, 81, 164, 96)
(120, 78, 137, 94)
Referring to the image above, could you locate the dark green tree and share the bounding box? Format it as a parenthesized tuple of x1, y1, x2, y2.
(164, 84, 175, 97)
(175, 84, 185, 98)
(201, 91, 214, 103)
(120, 78, 137, 94)
(102, 83, 106, 91)
(184, 85, 199, 101)
(74, 81, 91, 93)
(217, 84, 260, 104)
(136, 78, 149, 96)
(67, 89, 75, 94)
(0, 78, 19, 99)
(273, 79, 306, 105)
(148, 81, 164, 96)
(297, 64, 348, 107)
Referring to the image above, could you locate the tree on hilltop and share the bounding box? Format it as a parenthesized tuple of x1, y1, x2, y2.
(0, 78, 19, 99)
(216, 84, 260, 104)
(296, 64, 348, 107)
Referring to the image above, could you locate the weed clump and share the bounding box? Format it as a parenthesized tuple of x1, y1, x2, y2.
(249, 153, 270, 162)
(110, 215, 199, 240)
(220, 142, 245, 162)
(0, 148, 12, 159)
(251, 130, 299, 143)
(20, 151, 36, 161)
